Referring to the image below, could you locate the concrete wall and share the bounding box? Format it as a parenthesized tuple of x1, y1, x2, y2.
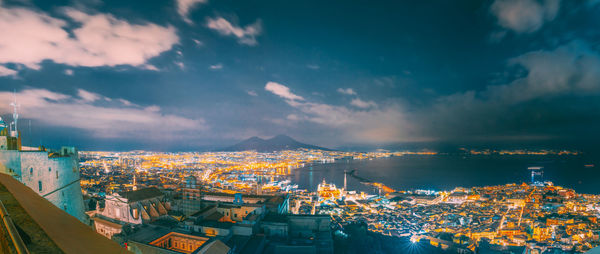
(289, 216, 330, 236)
(260, 222, 288, 238)
(94, 221, 122, 239)
(287, 215, 331, 241)
(232, 224, 254, 236)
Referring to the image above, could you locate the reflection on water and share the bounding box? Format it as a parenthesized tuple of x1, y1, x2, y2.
(293, 155, 600, 194)
(309, 168, 313, 189)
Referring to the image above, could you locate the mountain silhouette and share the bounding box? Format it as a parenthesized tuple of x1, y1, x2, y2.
(222, 135, 330, 152)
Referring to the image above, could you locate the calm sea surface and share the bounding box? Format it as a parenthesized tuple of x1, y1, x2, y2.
(293, 155, 600, 194)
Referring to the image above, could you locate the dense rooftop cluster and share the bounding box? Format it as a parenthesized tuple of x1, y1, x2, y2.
(315, 182, 600, 253)
(77, 149, 598, 253)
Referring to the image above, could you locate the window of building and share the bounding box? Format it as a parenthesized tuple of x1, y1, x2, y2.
(30, 167, 33, 175)
(56, 171, 58, 179)
(48, 167, 51, 172)
(38, 181, 42, 192)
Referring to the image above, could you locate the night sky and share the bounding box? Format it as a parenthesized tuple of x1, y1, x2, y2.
(0, 0, 599, 151)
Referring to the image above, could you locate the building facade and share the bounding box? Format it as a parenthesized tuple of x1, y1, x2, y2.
(180, 175, 202, 216)
(0, 124, 87, 223)
(93, 187, 170, 239)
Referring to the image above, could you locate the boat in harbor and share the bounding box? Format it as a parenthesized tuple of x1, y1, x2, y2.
(317, 179, 342, 200)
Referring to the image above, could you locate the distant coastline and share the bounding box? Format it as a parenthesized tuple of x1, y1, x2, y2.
(294, 154, 599, 194)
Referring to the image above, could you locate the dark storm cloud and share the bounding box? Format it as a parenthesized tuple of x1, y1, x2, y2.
(417, 41, 600, 141)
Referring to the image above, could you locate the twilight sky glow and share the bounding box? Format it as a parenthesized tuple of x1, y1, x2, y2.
(0, 0, 599, 151)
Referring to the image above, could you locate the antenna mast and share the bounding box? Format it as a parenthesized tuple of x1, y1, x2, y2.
(9, 91, 19, 137)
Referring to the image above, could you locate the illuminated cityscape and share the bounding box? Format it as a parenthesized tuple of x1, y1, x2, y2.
(1, 0, 600, 254)
(70, 148, 600, 253)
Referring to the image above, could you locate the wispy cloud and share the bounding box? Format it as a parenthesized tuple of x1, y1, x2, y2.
(0, 5, 178, 70)
(306, 64, 320, 70)
(192, 39, 204, 47)
(265, 82, 412, 143)
(176, 0, 207, 24)
(490, 0, 560, 34)
(247, 90, 258, 96)
(209, 63, 223, 70)
(0, 89, 206, 139)
(119, 98, 133, 106)
(77, 89, 101, 102)
(0, 65, 17, 77)
(265, 81, 304, 101)
(337, 88, 356, 95)
(175, 61, 185, 70)
(350, 98, 377, 109)
(206, 17, 262, 46)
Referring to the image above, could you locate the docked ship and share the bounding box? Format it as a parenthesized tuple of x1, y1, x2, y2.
(0, 104, 87, 224)
(317, 179, 342, 200)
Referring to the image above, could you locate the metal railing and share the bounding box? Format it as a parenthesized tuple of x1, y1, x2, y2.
(0, 201, 29, 254)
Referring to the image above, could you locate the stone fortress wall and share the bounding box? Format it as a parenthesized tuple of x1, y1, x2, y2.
(0, 141, 87, 223)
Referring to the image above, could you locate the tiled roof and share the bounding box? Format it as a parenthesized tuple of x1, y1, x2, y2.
(118, 187, 163, 203)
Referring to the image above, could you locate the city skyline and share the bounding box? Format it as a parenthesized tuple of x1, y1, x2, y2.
(1, 2, 600, 253)
(0, 0, 599, 151)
